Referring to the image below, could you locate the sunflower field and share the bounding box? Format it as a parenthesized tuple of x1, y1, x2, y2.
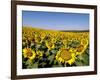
(22, 27, 89, 69)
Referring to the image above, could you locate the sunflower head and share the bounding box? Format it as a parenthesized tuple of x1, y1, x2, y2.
(23, 48, 36, 61)
(76, 45, 87, 55)
(76, 45, 84, 52)
(56, 48, 76, 65)
(68, 48, 77, 53)
(81, 39, 88, 46)
(36, 51, 43, 57)
(60, 49, 72, 61)
(45, 41, 55, 50)
(40, 32, 46, 40)
(35, 34, 41, 43)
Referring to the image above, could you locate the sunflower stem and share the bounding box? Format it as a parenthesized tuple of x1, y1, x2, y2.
(64, 62, 66, 67)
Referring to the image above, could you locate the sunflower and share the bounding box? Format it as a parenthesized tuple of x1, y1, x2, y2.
(45, 41, 55, 50)
(23, 48, 36, 61)
(36, 50, 43, 57)
(34, 34, 41, 43)
(76, 44, 88, 55)
(62, 39, 68, 48)
(51, 38, 56, 43)
(81, 39, 88, 46)
(40, 32, 46, 40)
(56, 49, 76, 65)
(68, 48, 77, 53)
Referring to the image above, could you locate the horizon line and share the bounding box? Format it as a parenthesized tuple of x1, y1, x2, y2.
(23, 26, 89, 32)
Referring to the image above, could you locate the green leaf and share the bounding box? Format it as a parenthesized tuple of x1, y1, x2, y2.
(27, 62, 38, 69)
(39, 62, 47, 67)
(25, 60, 31, 65)
(76, 53, 89, 66)
(85, 48, 89, 55)
(68, 40, 80, 48)
(36, 44, 41, 49)
(58, 62, 63, 67)
(48, 55, 55, 64)
(75, 59, 84, 66)
(50, 49, 57, 54)
(53, 60, 58, 65)
(32, 62, 38, 68)
(82, 53, 89, 65)
(52, 65, 59, 67)
(31, 43, 35, 49)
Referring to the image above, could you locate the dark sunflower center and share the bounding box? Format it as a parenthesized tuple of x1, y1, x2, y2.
(49, 43, 53, 47)
(60, 49, 72, 61)
(77, 45, 84, 52)
(27, 51, 33, 57)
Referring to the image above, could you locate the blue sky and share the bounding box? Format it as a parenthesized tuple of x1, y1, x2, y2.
(22, 11, 89, 30)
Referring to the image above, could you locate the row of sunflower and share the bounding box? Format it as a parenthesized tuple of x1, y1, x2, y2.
(22, 27, 89, 69)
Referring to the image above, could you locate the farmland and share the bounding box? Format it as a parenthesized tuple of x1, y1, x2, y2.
(22, 27, 89, 69)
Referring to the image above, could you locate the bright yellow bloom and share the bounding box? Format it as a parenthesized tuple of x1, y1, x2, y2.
(81, 39, 88, 46)
(76, 43, 88, 55)
(56, 49, 76, 65)
(45, 41, 55, 50)
(23, 48, 36, 61)
(67, 53, 76, 65)
(69, 48, 77, 53)
(62, 39, 68, 48)
(51, 38, 56, 43)
(40, 32, 46, 40)
(35, 36, 41, 43)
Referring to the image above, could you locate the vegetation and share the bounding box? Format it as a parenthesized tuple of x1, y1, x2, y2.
(22, 27, 89, 69)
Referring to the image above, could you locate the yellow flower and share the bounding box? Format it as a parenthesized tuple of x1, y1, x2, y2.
(40, 32, 46, 40)
(81, 39, 88, 46)
(36, 51, 43, 57)
(45, 41, 55, 50)
(35, 34, 41, 43)
(62, 39, 67, 48)
(23, 48, 36, 61)
(56, 49, 76, 65)
(67, 53, 76, 65)
(69, 48, 77, 53)
(76, 44, 88, 55)
(51, 38, 56, 43)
